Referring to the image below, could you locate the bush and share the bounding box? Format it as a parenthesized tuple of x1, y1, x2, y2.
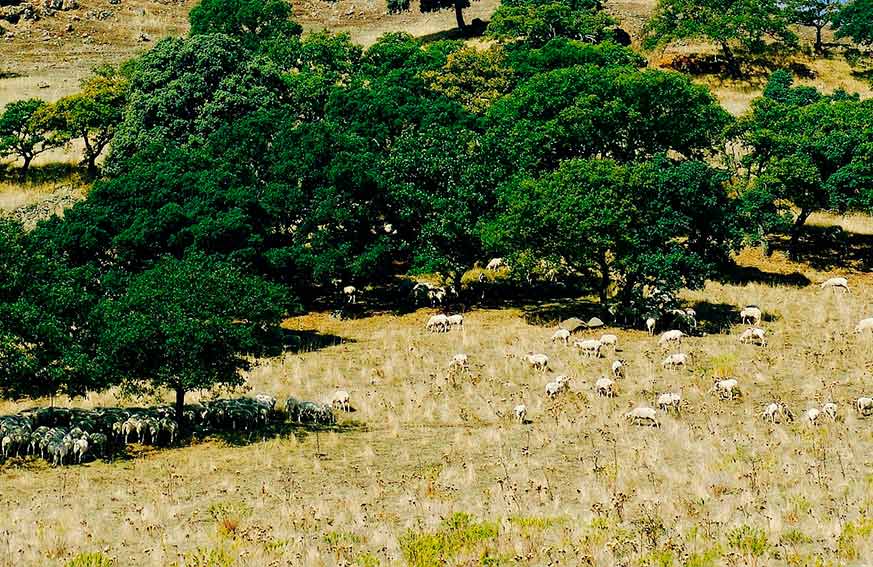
(400, 512, 499, 567)
(65, 553, 114, 567)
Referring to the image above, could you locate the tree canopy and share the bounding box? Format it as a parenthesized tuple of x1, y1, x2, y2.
(833, 0, 873, 46)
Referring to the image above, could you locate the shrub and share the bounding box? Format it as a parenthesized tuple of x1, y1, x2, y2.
(65, 553, 114, 567)
(399, 512, 499, 567)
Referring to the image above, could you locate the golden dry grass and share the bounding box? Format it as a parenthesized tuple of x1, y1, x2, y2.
(2, 238, 873, 566)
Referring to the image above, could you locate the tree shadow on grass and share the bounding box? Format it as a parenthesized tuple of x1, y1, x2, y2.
(201, 419, 367, 449)
(258, 328, 350, 358)
(767, 225, 873, 273)
(0, 162, 84, 186)
(521, 298, 604, 328)
(718, 262, 811, 287)
(689, 301, 742, 334)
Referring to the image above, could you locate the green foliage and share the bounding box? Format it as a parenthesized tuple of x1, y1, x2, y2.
(177, 547, 235, 567)
(0, 98, 63, 178)
(65, 553, 115, 567)
(726, 524, 770, 560)
(836, 516, 873, 560)
(787, 0, 841, 51)
(424, 46, 515, 114)
(833, 0, 873, 45)
(189, 0, 301, 49)
(488, 0, 616, 47)
(399, 513, 499, 567)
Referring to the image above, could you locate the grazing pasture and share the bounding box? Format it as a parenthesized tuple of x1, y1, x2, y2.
(1, 248, 872, 566)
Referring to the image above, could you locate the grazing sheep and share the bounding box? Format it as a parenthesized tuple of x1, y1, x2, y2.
(545, 375, 569, 398)
(574, 339, 603, 359)
(658, 330, 684, 347)
(739, 327, 767, 346)
(600, 334, 618, 351)
(425, 314, 449, 333)
(804, 408, 822, 425)
(740, 306, 762, 325)
(486, 258, 506, 271)
(73, 437, 90, 463)
(342, 285, 357, 304)
(447, 314, 464, 328)
(449, 353, 469, 370)
(595, 377, 616, 398)
(762, 402, 794, 424)
(513, 404, 527, 423)
(551, 329, 571, 344)
(713, 379, 740, 400)
(626, 406, 660, 427)
(331, 390, 351, 412)
(611, 359, 625, 378)
(856, 397, 873, 417)
(662, 353, 689, 370)
(820, 277, 849, 291)
(855, 317, 873, 334)
(524, 353, 549, 371)
(822, 402, 838, 421)
(646, 317, 656, 336)
(657, 392, 681, 414)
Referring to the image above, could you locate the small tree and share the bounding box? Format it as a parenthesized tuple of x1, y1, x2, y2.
(788, 0, 841, 52)
(189, 0, 302, 49)
(0, 99, 64, 179)
(645, 0, 796, 76)
(389, 0, 480, 31)
(43, 66, 128, 178)
(487, 0, 616, 47)
(833, 0, 873, 46)
(95, 254, 289, 426)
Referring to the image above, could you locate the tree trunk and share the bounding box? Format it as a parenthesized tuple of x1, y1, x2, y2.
(597, 251, 610, 305)
(85, 154, 99, 179)
(175, 387, 186, 429)
(815, 26, 823, 53)
(454, 0, 466, 30)
(719, 41, 740, 77)
(19, 155, 32, 181)
(789, 208, 811, 257)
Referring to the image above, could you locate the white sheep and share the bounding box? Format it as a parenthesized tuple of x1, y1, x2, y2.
(525, 353, 549, 371)
(73, 437, 89, 463)
(820, 277, 849, 291)
(449, 353, 469, 370)
(856, 397, 873, 417)
(713, 379, 740, 400)
(662, 353, 689, 370)
(425, 314, 449, 332)
(762, 402, 793, 423)
(740, 306, 762, 325)
(551, 328, 571, 344)
(658, 329, 684, 347)
(486, 258, 506, 271)
(804, 407, 821, 425)
(595, 377, 616, 397)
(657, 392, 681, 414)
(600, 334, 618, 351)
(513, 404, 527, 423)
(822, 402, 838, 421)
(739, 327, 767, 346)
(331, 390, 351, 412)
(574, 339, 602, 359)
(645, 317, 656, 336)
(626, 406, 660, 427)
(855, 317, 873, 334)
(611, 359, 625, 378)
(428, 287, 447, 306)
(545, 375, 569, 398)
(447, 314, 464, 328)
(343, 285, 357, 304)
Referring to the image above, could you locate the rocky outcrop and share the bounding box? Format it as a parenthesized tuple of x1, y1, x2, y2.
(3, 185, 83, 230)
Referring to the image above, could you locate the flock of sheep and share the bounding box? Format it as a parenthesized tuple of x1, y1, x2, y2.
(436, 276, 873, 429)
(0, 393, 350, 466)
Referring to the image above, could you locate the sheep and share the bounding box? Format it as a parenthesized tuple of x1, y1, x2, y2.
(428, 287, 447, 306)
(713, 379, 740, 400)
(486, 258, 506, 271)
(447, 314, 464, 328)
(600, 334, 618, 351)
(646, 317, 656, 336)
(611, 359, 625, 378)
(574, 339, 602, 359)
(658, 330, 684, 347)
(513, 404, 527, 423)
(820, 277, 849, 292)
(254, 394, 277, 411)
(739, 327, 767, 346)
(524, 353, 549, 371)
(425, 314, 449, 333)
(551, 329, 571, 344)
(545, 375, 569, 398)
(740, 306, 762, 325)
(856, 397, 873, 417)
(657, 392, 681, 414)
(855, 317, 873, 334)
(662, 353, 689, 370)
(73, 437, 90, 463)
(626, 406, 660, 427)
(88, 432, 109, 458)
(450, 353, 470, 370)
(158, 418, 179, 444)
(342, 285, 357, 304)
(804, 408, 822, 425)
(822, 402, 838, 421)
(331, 390, 351, 412)
(595, 377, 616, 398)
(762, 402, 793, 424)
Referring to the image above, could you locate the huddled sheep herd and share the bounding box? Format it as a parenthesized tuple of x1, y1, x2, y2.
(0, 393, 349, 467)
(435, 276, 873, 430)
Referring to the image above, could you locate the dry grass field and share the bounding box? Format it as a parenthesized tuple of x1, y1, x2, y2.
(2, 235, 873, 566)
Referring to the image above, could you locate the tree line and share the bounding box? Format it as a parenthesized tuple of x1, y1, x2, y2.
(0, 0, 871, 418)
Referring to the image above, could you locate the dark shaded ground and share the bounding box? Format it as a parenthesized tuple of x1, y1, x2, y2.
(768, 225, 873, 273)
